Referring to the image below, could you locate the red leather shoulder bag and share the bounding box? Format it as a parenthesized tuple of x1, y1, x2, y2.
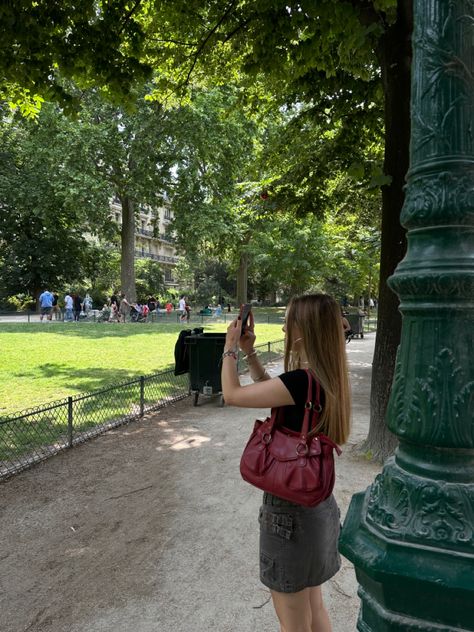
(240, 369, 341, 507)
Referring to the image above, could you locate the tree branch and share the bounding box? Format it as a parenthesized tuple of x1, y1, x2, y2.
(181, 0, 238, 88)
(119, 0, 144, 35)
(148, 37, 196, 47)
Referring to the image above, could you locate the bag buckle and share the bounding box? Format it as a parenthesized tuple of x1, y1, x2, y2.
(305, 401, 322, 412)
(296, 442, 309, 456)
(262, 432, 272, 445)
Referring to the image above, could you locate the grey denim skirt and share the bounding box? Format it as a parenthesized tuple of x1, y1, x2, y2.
(259, 492, 341, 593)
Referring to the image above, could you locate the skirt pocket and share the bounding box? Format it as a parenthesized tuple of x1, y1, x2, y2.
(258, 507, 295, 541)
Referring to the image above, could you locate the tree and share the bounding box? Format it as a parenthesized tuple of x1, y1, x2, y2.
(135, 259, 166, 300)
(52, 91, 177, 302)
(138, 0, 408, 460)
(0, 1, 151, 115)
(168, 87, 258, 303)
(2, 0, 411, 458)
(0, 108, 112, 302)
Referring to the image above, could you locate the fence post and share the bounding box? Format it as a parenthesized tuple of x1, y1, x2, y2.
(67, 397, 73, 448)
(140, 376, 145, 417)
(28, 312, 30, 323)
(267, 341, 271, 353)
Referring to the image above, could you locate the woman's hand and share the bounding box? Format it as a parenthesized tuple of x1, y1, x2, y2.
(225, 318, 241, 352)
(240, 310, 256, 354)
(225, 312, 256, 354)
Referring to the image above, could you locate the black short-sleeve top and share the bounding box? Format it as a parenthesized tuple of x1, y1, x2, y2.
(278, 369, 325, 433)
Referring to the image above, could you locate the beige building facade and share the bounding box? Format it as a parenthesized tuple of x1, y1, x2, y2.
(111, 198, 179, 287)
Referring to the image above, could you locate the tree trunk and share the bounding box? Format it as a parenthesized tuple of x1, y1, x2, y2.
(236, 251, 248, 305)
(362, 0, 412, 462)
(120, 196, 137, 302)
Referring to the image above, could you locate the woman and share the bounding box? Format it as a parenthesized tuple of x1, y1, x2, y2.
(221, 294, 351, 632)
(72, 292, 82, 322)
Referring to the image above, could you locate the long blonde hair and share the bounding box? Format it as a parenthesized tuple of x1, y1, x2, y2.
(284, 294, 351, 445)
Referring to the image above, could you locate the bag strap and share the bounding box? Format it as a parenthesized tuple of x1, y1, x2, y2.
(301, 369, 321, 439)
(269, 369, 321, 437)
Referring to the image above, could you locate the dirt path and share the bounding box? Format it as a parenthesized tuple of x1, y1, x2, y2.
(1, 336, 381, 632)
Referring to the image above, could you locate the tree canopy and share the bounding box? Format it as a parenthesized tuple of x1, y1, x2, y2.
(0, 1, 151, 116)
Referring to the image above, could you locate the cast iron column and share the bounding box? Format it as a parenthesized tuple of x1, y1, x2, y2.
(339, 1, 474, 630)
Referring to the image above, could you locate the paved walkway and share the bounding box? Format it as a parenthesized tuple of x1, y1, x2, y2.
(1, 335, 381, 632)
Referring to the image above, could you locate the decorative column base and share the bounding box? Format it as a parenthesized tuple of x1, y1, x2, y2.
(340, 452, 474, 631)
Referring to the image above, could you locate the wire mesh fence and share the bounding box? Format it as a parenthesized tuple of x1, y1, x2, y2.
(0, 339, 284, 481)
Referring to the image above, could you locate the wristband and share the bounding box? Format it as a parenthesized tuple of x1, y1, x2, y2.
(222, 349, 238, 360)
(243, 350, 257, 361)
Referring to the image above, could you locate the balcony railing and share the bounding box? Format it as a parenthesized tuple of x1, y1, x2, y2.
(134, 250, 179, 264)
(136, 228, 174, 243)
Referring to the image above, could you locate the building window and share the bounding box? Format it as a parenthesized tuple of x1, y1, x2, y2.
(164, 208, 171, 220)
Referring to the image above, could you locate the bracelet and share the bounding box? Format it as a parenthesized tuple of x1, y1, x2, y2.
(222, 349, 238, 360)
(243, 350, 257, 361)
(253, 371, 269, 382)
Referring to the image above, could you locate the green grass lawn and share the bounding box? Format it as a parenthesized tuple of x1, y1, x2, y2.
(0, 321, 284, 416)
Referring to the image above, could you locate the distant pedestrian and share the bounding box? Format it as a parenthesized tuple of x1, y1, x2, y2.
(119, 293, 131, 323)
(72, 293, 83, 321)
(178, 295, 186, 321)
(165, 301, 173, 314)
(83, 293, 93, 314)
(110, 292, 119, 310)
(183, 300, 191, 323)
(64, 292, 73, 321)
(39, 289, 54, 321)
(52, 292, 60, 320)
(109, 302, 120, 322)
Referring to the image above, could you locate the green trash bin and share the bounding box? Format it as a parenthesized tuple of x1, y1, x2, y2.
(346, 314, 364, 339)
(185, 332, 227, 406)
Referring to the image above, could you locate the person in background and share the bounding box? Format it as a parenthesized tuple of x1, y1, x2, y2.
(52, 292, 60, 320)
(38, 288, 54, 321)
(184, 299, 191, 323)
(64, 292, 73, 321)
(165, 301, 173, 314)
(72, 292, 83, 322)
(110, 292, 119, 310)
(109, 301, 120, 322)
(221, 294, 351, 632)
(119, 293, 131, 323)
(178, 295, 186, 320)
(83, 292, 93, 315)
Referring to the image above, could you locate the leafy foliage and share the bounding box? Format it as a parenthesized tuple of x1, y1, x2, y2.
(0, 1, 152, 114)
(135, 259, 166, 300)
(0, 107, 112, 299)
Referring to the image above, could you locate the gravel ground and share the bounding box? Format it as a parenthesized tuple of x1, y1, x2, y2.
(0, 335, 381, 632)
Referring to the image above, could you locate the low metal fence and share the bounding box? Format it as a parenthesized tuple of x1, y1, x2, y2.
(0, 339, 284, 481)
(0, 309, 286, 325)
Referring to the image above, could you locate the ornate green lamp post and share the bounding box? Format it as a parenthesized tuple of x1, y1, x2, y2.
(339, 1, 474, 629)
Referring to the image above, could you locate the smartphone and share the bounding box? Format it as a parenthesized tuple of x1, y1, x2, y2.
(239, 303, 252, 337)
